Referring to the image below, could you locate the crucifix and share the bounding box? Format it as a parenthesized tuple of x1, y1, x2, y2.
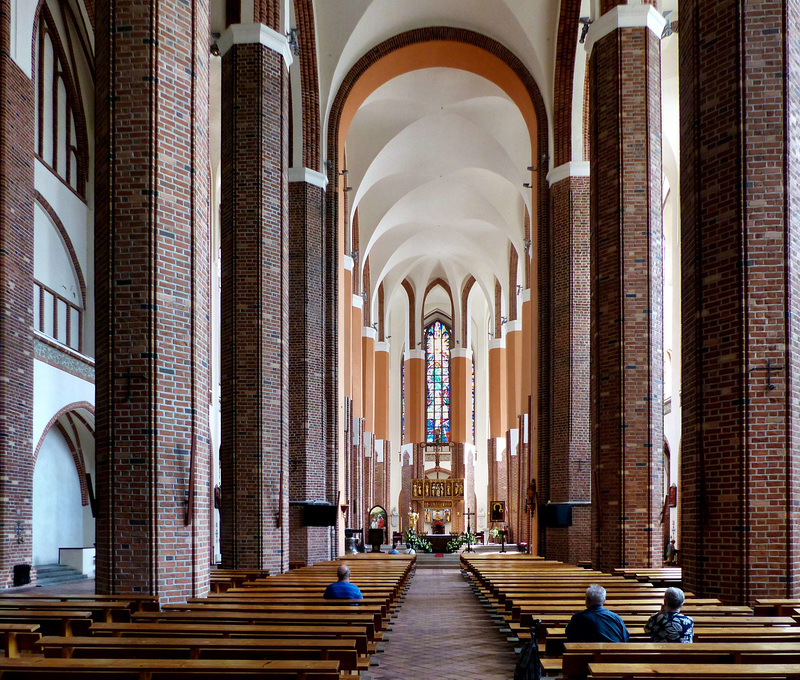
(463, 508, 475, 553)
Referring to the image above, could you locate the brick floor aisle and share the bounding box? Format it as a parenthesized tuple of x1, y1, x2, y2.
(370, 567, 517, 680)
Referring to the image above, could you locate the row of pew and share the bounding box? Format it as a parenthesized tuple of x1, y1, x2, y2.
(462, 553, 800, 679)
(0, 553, 415, 678)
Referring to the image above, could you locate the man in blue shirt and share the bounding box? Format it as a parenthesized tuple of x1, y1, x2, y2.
(565, 584, 630, 642)
(323, 564, 363, 600)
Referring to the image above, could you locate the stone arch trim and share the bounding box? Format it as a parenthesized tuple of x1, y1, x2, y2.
(422, 277, 454, 325)
(34, 190, 87, 309)
(460, 276, 475, 347)
(33, 401, 95, 505)
(401, 278, 416, 346)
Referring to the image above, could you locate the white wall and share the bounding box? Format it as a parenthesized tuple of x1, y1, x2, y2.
(33, 428, 85, 565)
(33, 361, 94, 449)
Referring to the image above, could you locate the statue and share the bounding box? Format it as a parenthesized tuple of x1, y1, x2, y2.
(408, 507, 419, 532)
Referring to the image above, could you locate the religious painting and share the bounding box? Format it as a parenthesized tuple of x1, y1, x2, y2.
(668, 484, 678, 507)
(369, 505, 388, 531)
(490, 500, 505, 523)
(444, 509, 451, 523)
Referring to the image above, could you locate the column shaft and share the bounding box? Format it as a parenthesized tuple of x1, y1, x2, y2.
(220, 36, 289, 573)
(0, 11, 35, 587)
(288, 178, 329, 565)
(95, 0, 211, 600)
(680, 0, 800, 602)
(589, 20, 663, 570)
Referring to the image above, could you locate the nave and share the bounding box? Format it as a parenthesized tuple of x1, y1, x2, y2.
(369, 561, 517, 680)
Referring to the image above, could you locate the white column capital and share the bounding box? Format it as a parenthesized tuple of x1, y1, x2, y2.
(585, 4, 666, 55)
(362, 326, 377, 341)
(218, 23, 294, 68)
(343, 255, 354, 272)
(505, 320, 522, 334)
(288, 167, 328, 188)
(489, 338, 506, 351)
(376, 341, 390, 353)
(352, 294, 363, 309)
(404, 349, 425, 361)
(451, 348, 473, 361)
(547, 161, 591, 186)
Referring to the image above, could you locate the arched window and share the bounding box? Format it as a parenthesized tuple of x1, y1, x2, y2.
(425, 321, 451, 443)
(401, 355, 405, 443)
(471, 360, 476, 444)
(34, 5, 87, 197)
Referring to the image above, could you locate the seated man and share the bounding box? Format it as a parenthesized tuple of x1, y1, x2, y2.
(644, 587, 694, 642)
(323, 564, 363, 600)
(565, 584, 630, 642)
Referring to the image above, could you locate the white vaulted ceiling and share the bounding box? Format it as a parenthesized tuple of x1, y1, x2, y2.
(312, 0, 559, 321)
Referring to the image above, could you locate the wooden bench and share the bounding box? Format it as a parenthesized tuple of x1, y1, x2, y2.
(0, 593, 160, 612)
(0, 623, 40, 656)
(90, 621, 373, 655)
(563, 641, 800, 677)
(0, 598, 132, 623)
(0, 610, 93, 636)
(588, 662, 800, 679)
(36, 635, 362, 670)
(0, 656, 341, 679)
(132, 610, 380, 641)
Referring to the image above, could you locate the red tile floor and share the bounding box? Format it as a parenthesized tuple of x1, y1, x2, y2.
(368, 567, 517, 680)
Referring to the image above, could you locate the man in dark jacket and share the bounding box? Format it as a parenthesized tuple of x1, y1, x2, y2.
(565, 584, 630, 642)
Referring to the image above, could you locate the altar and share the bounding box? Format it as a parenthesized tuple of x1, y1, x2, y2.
(424, 533, 457, 553)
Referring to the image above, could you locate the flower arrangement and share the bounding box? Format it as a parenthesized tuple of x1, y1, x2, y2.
(404, 529, 433, 553)
(445, 530, 477, 553)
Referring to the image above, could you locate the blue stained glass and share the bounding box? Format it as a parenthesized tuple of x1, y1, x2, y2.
(425, 321, 451, 443)
(401, 358, 405, 442)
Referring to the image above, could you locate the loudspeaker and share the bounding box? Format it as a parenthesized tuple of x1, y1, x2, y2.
(543, 503, 572, 528)
(303, 503, 337, 526)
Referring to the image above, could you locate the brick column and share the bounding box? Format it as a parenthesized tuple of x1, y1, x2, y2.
(95, 0, 211, 601)
(0, 7, 35, 588)
(587, 5, 664, 571)
(288, 171, 329, 565)
(451, 349, 472, 443)
(219, 24, 291, 574)
(681, 0, 800, 602)
(404, 350, 425, 445)
(545, 165, 591, 564)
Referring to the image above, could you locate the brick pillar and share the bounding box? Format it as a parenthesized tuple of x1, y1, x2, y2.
(680, 0, 800, 603)
(219, 25, 291, 574)
(0, 8, 35, 588)
(587, 5, 664, 571)
(399, 446, 414, 532)
(95, 0, 211, 601)
(546, 167, 591, 564)
(404, 351, 425, 444)
(451, 350, 472, 443)
(288, 172, 329, 566)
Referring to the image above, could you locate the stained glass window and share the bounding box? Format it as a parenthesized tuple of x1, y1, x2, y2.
(425, 321, 451, 443)
(401, 357, 405, 443)
(471, 360, 476, 444)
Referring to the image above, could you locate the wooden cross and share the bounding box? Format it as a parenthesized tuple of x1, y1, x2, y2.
(463, 508, 475, 533)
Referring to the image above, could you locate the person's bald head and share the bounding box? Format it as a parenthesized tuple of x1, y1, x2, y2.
(337, 565, 351, 582)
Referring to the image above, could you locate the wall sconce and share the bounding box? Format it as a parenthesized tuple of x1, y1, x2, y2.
(522, 182, 531, 188)
(523, 238, 532, 253)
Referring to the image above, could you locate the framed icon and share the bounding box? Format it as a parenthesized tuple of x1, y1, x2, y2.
(490, 500, 505, 523)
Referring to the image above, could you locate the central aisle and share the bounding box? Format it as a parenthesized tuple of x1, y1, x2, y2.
(370, 566, 517, 680)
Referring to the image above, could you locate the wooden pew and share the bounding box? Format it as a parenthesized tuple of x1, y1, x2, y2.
(0, 610, 93, 636)
(588, 662, 800, 679)
(36, 635, 361, 670)
(0, 656, 341, 679)
(132, 610, 381, 641)
(90, 621, 372, 655)
(0, 593, 160, 612)
(0, 623, 40, 657)
(563, 641, 800, 677)
(0, 598, 132, 623)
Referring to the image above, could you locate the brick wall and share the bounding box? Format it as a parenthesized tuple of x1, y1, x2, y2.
(589, 25, 663, 571)
(94, 0, 211, 601)
(288, 180, 330, 565)
(0, 2, 35, 588)
(680, 0, 800, 602)
(220, 39, 289, 575)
